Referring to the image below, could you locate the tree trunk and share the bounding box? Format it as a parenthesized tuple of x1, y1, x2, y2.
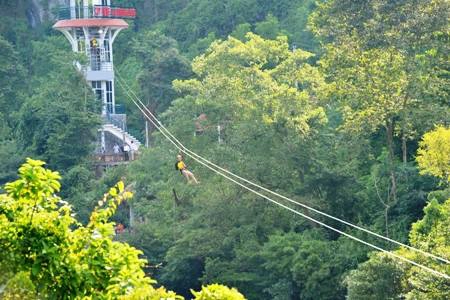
(386, 119, 397, 204)
(153, 0, 158, 22)
(402, 132, 407, 164)
(400, 95, 409, 165)
(172, 188, 181, 206)
(384, 205, 390, 238)
(146, 101, 158, 133)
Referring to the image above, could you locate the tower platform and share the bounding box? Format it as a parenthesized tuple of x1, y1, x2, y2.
(53, 18, 128, 29)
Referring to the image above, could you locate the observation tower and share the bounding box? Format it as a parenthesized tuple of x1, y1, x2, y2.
(54, 0, 140, 164)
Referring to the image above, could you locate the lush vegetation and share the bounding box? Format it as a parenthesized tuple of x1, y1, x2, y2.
(0, 0, 449, 298)
(0, 158, 243, 299)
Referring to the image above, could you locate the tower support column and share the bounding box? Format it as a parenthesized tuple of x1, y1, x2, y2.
(101, 129, 106, 152)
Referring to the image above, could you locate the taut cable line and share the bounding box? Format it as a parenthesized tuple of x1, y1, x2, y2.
(115, 72, 450, 265)
(115, 73, 450, 280)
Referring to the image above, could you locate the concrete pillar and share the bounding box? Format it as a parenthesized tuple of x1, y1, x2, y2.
(129, 204, 134, 229)
(83, 0, 89, 18)
(111, 80, 116, 113)
(101, 129, 106, 152)
(70, 0, 76, 18)
(101, 81, 107, 115)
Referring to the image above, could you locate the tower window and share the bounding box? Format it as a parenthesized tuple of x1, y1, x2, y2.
(92, 81, 102, 100)
(106, 81, 113, 113)
(104, 39, 111, 62)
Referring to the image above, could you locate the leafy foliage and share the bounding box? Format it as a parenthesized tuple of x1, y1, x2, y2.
(0, 159, 178, 298)
(173, 33, 326, 134)
(345, 127, 450, 299)
(131, 30, 191, 114)
(0, 0, 448, 299)
(405, 197, 450, 299)
(0, 159, 245, 299)
(345, 253, 406, 300)
(191, 284, 246, 300)
(416, 126, 450, 183)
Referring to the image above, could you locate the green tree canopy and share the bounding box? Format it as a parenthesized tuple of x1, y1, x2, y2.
(345, 127, 450, 299)
(191, 284, 246, 300)
(0, 158, 245, 299)
(173, 33, 327, 134)
(16, 37, 100, 171)
(0, 158, 179, 298)
(416, 126, 450, 183)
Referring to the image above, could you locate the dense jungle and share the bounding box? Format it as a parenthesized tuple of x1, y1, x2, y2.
(0, 0, 449, 299)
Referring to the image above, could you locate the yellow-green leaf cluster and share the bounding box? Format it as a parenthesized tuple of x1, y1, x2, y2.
(321, 43, 408, 134)
(0, 159, 174, 298)
(0, 159, 246, 299)
(173, 33, 327, 135)
(416, 126, 450, 183)
(191, 284, 246, 300)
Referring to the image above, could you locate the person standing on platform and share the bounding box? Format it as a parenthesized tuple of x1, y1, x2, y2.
(113, 143, 120, 155)
(130, 141, 138, 160)
(123, 143, 130, 161)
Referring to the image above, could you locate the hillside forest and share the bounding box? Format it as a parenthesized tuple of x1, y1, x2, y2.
(0, 0, 449, 299)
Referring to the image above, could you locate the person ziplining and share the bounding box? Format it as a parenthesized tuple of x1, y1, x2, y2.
(175, 154, 199, 184)
(114, 72, 450, 280)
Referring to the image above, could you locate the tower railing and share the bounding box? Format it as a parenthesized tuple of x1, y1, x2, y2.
(87, 48, 113, 71)
(103, 109, 127, 131)
(56, 5, 136, 20)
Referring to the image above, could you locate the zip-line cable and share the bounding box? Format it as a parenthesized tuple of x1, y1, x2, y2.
(115, 72, 450, 266)
(115, 75, 450, 279)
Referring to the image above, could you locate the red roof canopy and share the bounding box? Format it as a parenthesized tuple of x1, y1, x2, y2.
(53, 19, 128, 29)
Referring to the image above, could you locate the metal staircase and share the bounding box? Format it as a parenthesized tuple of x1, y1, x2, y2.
(101, 123, 141, 147)
(94, 122, 141, 174)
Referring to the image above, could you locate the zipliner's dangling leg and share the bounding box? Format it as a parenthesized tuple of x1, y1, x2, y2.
(182, 169, 199, 184)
